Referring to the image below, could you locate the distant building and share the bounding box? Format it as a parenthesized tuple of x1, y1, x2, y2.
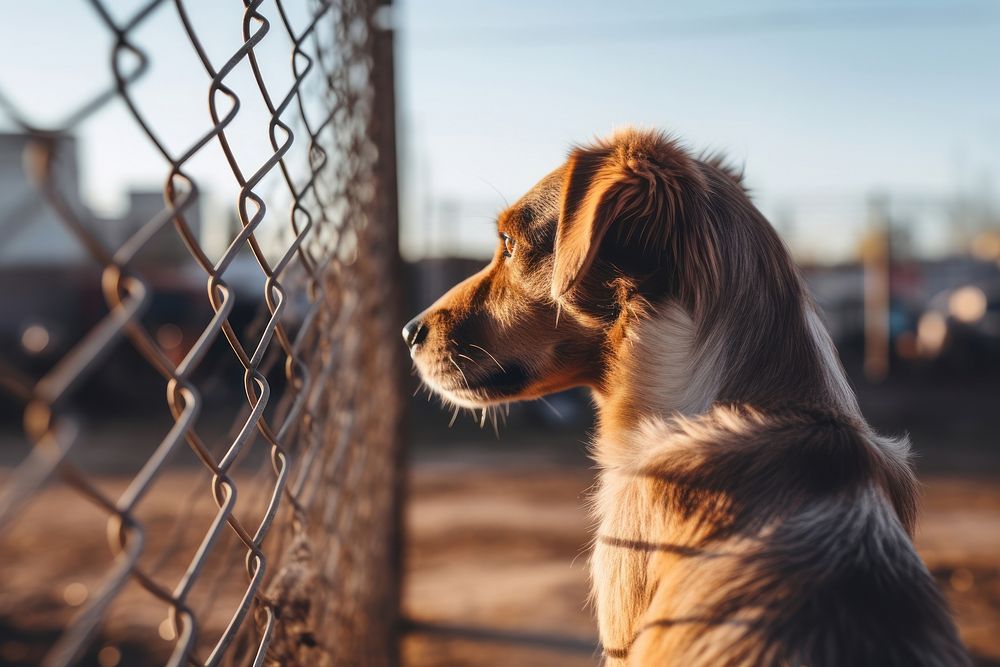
(0, 131, 201, 267)
(118, 189, 202, 266)
(0, 132, 86, 265)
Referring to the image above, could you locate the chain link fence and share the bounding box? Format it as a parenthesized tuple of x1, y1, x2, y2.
(0, 1, 402, 665)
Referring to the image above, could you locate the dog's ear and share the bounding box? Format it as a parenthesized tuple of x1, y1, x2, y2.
(551, 130, 703, 299)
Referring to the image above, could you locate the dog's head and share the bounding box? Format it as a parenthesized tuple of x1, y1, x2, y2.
(404, 128, 732, 409)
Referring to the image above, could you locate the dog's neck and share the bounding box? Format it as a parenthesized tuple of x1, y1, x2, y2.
(591, 303, 718, 463)
(583, 167, 862, 466)
(593, 303, 716, 432)
(591, 296, 860, 468)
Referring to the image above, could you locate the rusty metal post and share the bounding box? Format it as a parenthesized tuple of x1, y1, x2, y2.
(371, 2, 407, 664)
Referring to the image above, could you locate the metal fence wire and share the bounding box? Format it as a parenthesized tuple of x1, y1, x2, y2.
(0, 1, 403, 665)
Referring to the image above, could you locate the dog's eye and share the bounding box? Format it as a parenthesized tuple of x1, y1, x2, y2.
(500, 233, 516, 258)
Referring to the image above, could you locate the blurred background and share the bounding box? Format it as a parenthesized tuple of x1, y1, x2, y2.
(0, 1, 998, 666)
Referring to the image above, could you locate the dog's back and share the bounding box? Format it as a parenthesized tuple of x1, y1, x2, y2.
(593, 406, 969, 666)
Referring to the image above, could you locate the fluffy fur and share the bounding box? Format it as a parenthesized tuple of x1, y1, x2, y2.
(404, 127, 968, 665)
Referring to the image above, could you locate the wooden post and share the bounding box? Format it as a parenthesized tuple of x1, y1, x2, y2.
(862, 193, 891, 382)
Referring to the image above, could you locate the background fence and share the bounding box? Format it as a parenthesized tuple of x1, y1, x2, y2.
(0, 1, 403, 665)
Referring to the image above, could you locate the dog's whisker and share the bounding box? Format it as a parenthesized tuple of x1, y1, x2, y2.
(537, 396, 563, 420)
(448, 404, 460, 428)
(468, 344, 506, 373)
(448, 355, 473, 393)
(479, 407, 487, 429)
(456, 352, 485, 369)
(478, 176, 510, 209)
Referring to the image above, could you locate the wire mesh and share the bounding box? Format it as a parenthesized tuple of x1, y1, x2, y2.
(0, 1, 402, 665)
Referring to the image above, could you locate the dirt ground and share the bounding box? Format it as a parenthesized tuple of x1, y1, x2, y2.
(0, 472, 282, 666)
(1, 441, 997, 665)
(401, 461, 1000, 667)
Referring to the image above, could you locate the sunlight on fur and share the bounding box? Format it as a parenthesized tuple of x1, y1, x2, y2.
(404, 127, 969, 666)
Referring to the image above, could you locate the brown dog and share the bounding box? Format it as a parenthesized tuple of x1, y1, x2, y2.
(403, 128, 968, 666)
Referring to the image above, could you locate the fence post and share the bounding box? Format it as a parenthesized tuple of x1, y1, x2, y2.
(371, 2, 407, 664)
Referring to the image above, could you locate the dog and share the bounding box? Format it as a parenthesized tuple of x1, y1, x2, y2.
(403, 127, 968, 666)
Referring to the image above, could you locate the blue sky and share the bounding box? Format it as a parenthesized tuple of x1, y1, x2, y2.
(396, 0, 1000, 260)
(1, 1, 322, 263)
(1, 1, 997, 263)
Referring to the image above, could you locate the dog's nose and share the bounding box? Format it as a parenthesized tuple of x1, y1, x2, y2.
(402, 317, 428, 349)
